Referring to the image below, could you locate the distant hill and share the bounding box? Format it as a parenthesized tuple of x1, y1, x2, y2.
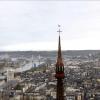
(0, 50, 100, 58)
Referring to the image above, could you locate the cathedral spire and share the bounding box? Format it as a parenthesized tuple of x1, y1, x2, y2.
(55, 25, 65, 100)
(57, 25, 63, 65)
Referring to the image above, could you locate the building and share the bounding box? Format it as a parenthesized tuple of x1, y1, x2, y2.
(7, 68, 14, 81)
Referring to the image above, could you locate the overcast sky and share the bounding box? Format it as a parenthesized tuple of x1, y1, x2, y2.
(0, 1, 100, 51)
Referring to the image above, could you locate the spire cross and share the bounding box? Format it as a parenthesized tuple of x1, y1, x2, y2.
(57, 25, 62, 35)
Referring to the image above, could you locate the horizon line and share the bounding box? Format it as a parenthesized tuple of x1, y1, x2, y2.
(0, 49, 100, 52)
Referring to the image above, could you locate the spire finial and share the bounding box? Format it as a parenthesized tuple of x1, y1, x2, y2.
(57, 25, 62, 36)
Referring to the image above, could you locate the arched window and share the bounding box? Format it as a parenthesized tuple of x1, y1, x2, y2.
(62, 66, 64, 71)
(56, 66, 59, 72)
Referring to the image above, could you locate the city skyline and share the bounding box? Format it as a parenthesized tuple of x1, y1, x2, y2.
(0, 1, 100, 51)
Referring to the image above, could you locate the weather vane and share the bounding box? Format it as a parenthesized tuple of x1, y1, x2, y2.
(57, 24, 62, 35)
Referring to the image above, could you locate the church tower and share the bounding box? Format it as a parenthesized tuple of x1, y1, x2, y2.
(55, 25, 65, 100)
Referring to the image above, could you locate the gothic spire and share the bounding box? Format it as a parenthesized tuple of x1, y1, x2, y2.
(57, 25, 63, 64)
(55, 25, 64, 100)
